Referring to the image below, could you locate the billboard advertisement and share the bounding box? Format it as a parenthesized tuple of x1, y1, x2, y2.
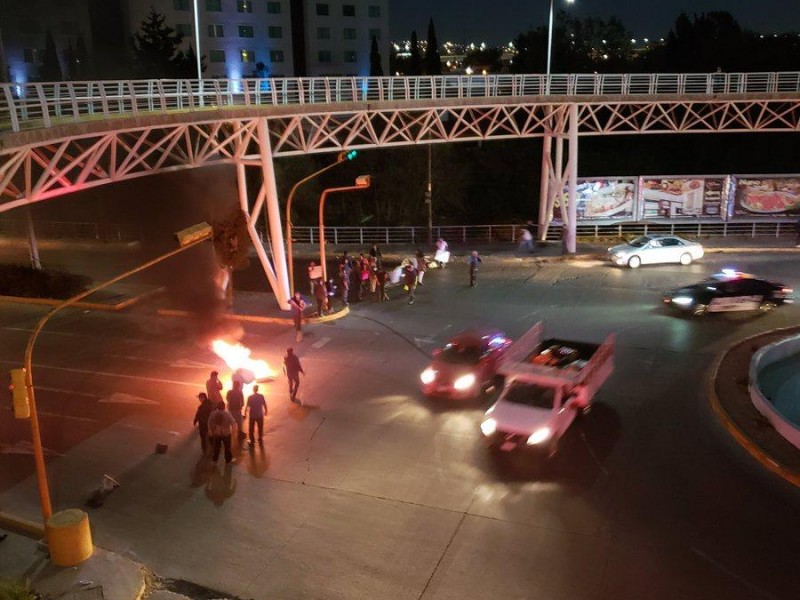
(731, 176, 800, 217)
(555, 178, 637, 220)
(640, 177, 727, 219)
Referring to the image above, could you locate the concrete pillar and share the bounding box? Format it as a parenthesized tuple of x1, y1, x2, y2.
(566, 103, 579, 254)
(537, 133, 552, 241)
(25, 207, 41, 270)
(46, 509, 93, 566)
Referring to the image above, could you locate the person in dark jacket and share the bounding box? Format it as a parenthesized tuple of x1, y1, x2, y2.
(283, 347, 306, 404)
(193, 392, 215, 454)
(314, 279, 328, 316)
(289, 291, 307, 342)
(403, 262, 418, 305)
(415, 250, 427, 285)
(226, 380, 245, 442)
(245, 385, 268, 447)
(376, 266, 389, 301)
(369, 243, 383, 268)
(469, 250, 482, 287)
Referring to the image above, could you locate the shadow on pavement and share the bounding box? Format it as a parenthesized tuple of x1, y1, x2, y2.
(244, 447, 271, 478)
(287, 402, 320, 420)
(205, 463, 236, 506)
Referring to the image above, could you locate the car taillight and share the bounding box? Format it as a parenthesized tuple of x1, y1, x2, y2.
(780, 287, 793, 295)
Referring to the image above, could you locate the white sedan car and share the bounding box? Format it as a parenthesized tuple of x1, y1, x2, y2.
(608, 235, 704, 269)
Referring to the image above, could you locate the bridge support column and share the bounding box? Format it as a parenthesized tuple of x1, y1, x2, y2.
(25, 207, 41, 270)
(537, 133, 552, 241)
(256, 118, 291, 309)
(565, 103, 579, 254)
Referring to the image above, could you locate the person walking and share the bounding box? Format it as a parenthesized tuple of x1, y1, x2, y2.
(226, 380, 245, 443)
(339, 255, 352, 306)
(245, 385, 268, 447)
(403, 262, 418, 305)
(415, 250, 427, 285)
(519, 225, 534, 253)
(205, 371, 224, 405)
(193, 392, 215, 454)
(289, 291, 307, 342)
(357, 254, 370, 301)
(469, 250, 482, 287)
(208, 401, 236, 464)
(435, 238, 450, 268)
(307, 261, 319, 295)
(283, 347, 305, 404)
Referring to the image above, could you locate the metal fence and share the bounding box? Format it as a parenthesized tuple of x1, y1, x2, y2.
(288, 219, 797, 246)
(0, 219, 142, 242)
(2, 72, 800, 133)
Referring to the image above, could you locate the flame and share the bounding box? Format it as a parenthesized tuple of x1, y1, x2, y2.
(211, 339, 278, 381)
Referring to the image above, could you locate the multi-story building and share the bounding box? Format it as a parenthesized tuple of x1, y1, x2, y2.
(0, 0, 93, 83)
(122, 0, 388, 78)
(0, 0, 388, 83)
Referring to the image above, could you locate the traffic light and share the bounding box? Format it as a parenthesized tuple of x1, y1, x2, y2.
(338, 150, 358, 162)
(9, 368, 30, 419)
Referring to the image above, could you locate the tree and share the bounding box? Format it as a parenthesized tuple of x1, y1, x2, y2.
(175, 45, 206, 78)
(409, 31, 422, 75)
(464, 48, 503, 73)
(131, 8, 186, 78)
(41, 29, 63, 81)
(369, 36, 383, 76)
(425, 19, 441, 75)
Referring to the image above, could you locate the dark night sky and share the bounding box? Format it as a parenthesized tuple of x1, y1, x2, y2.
(391, 0, 800, 44)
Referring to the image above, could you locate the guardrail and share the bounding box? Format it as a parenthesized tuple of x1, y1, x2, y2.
(0, 219, 142, 242)
(2, 72, 800, 133)
(287, 219, 797, 245)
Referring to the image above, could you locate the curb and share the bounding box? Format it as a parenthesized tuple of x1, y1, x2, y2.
(157, 305, 349, 325)
(707, 328, 800, 488)
(0, 287, 164, 312)
(0, 510, 45, 538)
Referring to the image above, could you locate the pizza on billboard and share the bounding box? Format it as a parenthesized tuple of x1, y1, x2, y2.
(735, 177, 800, 215)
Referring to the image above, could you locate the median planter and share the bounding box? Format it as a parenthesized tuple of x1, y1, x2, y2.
(0, 264, 89, 299)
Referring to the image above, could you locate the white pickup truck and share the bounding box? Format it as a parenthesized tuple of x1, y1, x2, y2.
(479, 322, 615, 456)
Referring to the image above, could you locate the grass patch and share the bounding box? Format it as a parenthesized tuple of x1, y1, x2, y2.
(0, 578, 38, 600)
(0, 264, 89, 299)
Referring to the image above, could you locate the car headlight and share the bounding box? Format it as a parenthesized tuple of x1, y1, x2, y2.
(671, 296, 693, 306)
(420, 368, 436, 384)
(527, 427, 552, 445)
(480, 418, 497, 436)
(453, 373, 476, 391)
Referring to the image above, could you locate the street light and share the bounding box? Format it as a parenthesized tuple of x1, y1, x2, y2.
(285, 151, 358, 295)
(19, 222, 212, 530)
(546, 0, 575, 79)
(318, 176, 371, 282)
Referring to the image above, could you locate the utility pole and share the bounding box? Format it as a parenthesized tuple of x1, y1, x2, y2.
(426, 145, 433, 245)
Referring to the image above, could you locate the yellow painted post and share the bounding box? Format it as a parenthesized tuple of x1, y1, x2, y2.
(46, 509, 93, 566)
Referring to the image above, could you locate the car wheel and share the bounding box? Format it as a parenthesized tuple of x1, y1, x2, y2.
(759, 301, 776, 313)
(680, 253, 693, 266)
(628, 256, 641, 269)
(692, 303, 708, 316)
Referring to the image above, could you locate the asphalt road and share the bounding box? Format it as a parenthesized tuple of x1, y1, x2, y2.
(2, 251, 800, 600)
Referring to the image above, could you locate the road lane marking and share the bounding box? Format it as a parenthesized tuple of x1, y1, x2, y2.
(99, 392, 160, 406)
(311, 337, 331, 349)
(0, 359, 200, 388)
(36, 386, 99, 399)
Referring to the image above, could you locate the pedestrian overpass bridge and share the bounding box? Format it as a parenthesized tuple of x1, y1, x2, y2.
(1, 72, 799, 306)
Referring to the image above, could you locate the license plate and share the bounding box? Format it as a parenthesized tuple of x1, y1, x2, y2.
(500, 441, 516, 451)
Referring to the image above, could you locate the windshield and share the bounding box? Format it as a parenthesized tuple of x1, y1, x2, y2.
(438, 343, 480, 365)
(503, 382, 555, 409)
(628, 236, 651, 248)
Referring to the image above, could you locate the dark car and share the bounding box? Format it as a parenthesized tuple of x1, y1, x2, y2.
(662, 270, 793, 316)
(420, 329, 512, 399)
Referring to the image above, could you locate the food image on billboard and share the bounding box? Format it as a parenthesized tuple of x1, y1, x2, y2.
(556, 179, 636, 220)
(640, 177, 726, 218)
(732, 177, 800, 216)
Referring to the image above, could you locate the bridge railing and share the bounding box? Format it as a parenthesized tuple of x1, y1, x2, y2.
(2, 72, 800, 134)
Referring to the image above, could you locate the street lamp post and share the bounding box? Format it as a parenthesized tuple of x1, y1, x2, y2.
(546, 0, 575, 79)
(318, 176, 372, 282)
(21, 223, 212, 528)
(286, 151, 357, 295)
(192, 0, 202, 79)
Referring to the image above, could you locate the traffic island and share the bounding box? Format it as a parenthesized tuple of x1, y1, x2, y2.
(710, 327, 800, 487)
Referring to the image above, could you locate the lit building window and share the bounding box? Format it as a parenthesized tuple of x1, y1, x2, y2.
(237, 0, 253, 13)
(241, 49, 256, 63)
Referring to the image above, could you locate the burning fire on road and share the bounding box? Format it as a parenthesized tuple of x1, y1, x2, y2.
(211, 339, 279, 384)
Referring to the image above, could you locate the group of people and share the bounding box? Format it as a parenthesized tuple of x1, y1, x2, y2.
(192, 349, 306, 463)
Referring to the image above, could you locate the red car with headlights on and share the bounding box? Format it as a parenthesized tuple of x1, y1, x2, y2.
(420, 329, 512, 399)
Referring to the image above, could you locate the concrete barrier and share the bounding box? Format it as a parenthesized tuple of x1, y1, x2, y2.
(749, 335, 800, 450)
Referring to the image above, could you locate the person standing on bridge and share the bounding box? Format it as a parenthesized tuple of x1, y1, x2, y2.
(469, 251, 482, 287)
